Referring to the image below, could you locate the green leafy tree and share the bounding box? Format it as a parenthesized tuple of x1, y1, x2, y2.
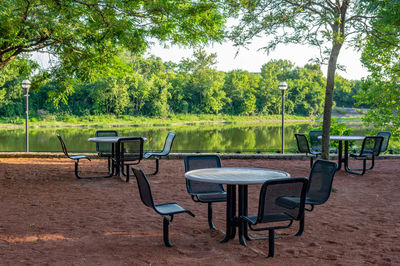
(288, 64, 326, 116)
(129, 56, 172, 116)
(333, 76, 358, 108)
(0, 0, 227, 107)
(258, 60, 293, 114)
(89, 78, 129, 115)
(223, 70, 259, 115)
(129, 73, 150, 115)
(0, 1, 226, 71)
(177, 49, 227, 114)
(169, 72, 191, 114)
(356, 0, 400, 136)
(201, 70, 227, 114)
(226, 0, 397, 159)
(0, 57, 38, 116)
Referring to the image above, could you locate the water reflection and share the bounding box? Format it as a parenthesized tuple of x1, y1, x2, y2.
(0, 122, 369, 153)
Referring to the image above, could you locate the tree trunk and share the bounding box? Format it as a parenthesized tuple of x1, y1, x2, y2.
(321, 43, 342, 159)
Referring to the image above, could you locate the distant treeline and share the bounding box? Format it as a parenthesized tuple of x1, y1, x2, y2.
(0, 50, 363, 119)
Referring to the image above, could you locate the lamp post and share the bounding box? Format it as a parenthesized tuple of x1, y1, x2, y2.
(278, 81, 288, 154)
(21, 79, 31, 152)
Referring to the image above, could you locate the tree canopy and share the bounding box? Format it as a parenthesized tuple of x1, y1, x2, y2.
(0, 0, 226, 72)
(0, 48, 360, 120)
(225, 0, 399, 158)
(356, 0, 400, 136)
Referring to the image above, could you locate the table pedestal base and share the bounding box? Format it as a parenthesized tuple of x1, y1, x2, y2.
(221, 184, 252, 246)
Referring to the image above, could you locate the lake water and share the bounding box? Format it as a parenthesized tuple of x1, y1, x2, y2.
(0, 122, 369, 153)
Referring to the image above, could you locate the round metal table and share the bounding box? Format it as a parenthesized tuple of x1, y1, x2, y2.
(185, 167, 290, 246)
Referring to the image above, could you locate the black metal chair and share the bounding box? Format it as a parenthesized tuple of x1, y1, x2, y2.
(348, 136, 384, 175)
(118, 137, 144, 182)
(184, 155, 226, 230)
(240, 177, 308, 258)
(377, 131, 391, 153)
(57, 134, 111, 179)
(309, 130, 337, 153)
(295, 133, 321, 168)
(144, 132, 176, 175)
(131, 166, 195, 247)
(95, 130, 118, 174)
(274, 160, 337, 236)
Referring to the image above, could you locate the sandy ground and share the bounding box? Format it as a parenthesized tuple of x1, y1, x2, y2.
(0, 157, 399, 265)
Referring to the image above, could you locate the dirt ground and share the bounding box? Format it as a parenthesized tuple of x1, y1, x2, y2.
(0, 157, 399, 265)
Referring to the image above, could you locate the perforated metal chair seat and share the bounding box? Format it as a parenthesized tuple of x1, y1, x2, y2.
(57, 134, 112, 179)
(277, 196, 321, 207)
(143, 132, 176, 175)
(184, 155, 225, 230)
(244, 213, 296, 225)
(154, 203, 190, 216)
(69, 155, 90, 160)
(309, 130, 338, 154)
(295, 133, 321, 168)
(240, 178, 308, 257)
(347, 136, 384, 175)
(377, 131, 391, 153)
(132, 166, 194, 247)
(269, 160, 338, 237)
(350, 152, 374, 159)
(144, 151, 168, 158)
(311, 148, 338, 153)
(194, 192, 227, 202)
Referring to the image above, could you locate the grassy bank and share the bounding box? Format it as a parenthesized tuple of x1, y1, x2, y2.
(0, 107, 366, 128)
(0, 114, 314, 128)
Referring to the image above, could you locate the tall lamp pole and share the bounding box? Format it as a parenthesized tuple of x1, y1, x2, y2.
(21, 79, 31, 152)
(278, 81, 288, 154)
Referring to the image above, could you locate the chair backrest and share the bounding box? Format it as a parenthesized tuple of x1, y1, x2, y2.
(359, 136, 384, 157)
(119, 137, 144, 163)
(295, 133, 311, 154)
(377, 131, 391, 153)
(57, 134, 70, 159)
(184, 155, 225, 194)
(131, 166, 155, 209)
(95, 130, 118, 155)
(257, 178, 308, 223)
(160, 132, 176, 155)
(309, 130, 322, 152)
(306, 160, 338, 205)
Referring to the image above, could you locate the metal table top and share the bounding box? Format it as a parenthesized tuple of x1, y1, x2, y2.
(184, 167, 290, 185)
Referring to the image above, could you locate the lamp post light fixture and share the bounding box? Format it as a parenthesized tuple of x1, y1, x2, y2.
(278, 81, 288, 154)
(21, 79, 31, 152)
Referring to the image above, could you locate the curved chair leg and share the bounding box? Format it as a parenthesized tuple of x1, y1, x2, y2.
(366, 156, 375, 170)
(163, 216, 173, 247)
(74, 159, 113, 179)
(310, 157, 314, 168)
(120, 164, 130, 182)
(346, 159, 367, 175)
(267, 229, 275, 258)
(147, 158, 160, 176)
(295, 216, 305, 236)
(207, 203, 217, 230)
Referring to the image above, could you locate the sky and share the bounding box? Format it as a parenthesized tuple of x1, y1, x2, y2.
(146, 38, 369, 81)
